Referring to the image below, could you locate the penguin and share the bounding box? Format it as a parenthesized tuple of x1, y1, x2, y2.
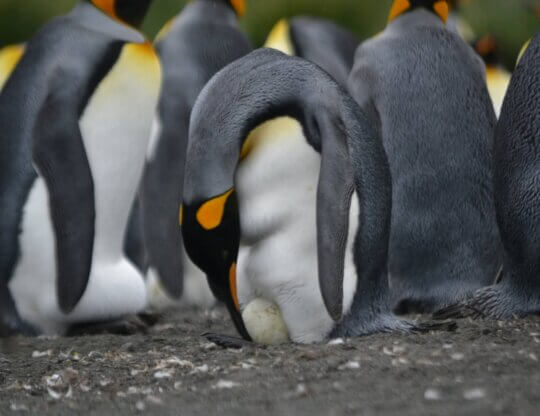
(139, 0, 252, 310)
(0, 0, 161, 336)
(348, 0, 503, 314)
(181, 47, 449, 344)
(0, 44, 25, 91)
(436, 33, 540, 320)
(473, 34, 511, 117)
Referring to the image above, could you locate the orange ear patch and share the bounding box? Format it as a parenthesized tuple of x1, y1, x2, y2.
(433, 1, 449, 22)
(229, 262, 240, 311)
(230, 0, 246, 17)
(388, 0, 411, 22)
(92, 0, 117, 18)
(196, 189, 234, 230)
(179, 204, 184, 226)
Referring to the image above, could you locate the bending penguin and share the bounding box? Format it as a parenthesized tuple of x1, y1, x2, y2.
(140, 0, 252, 309)
(348, 0, 502, 313)
(437, 33, 540, 319)
(473, 34, 511, 117)
(181, 48, 448, 344)
(0, 0, 161, 335)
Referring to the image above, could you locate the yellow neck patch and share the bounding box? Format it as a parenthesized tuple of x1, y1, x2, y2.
(196, 189, 234, 230)
(92, 0, 117, 19)
(388, 0, 449, 23)
(264, 19, 295, 56)
(230, 0, 246, 17)
(388, 0, 411, 22)
(433, 1, 449, 22)
(0, 44, 25, 90)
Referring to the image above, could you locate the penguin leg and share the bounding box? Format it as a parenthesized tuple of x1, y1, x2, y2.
(0, 286, 38, 337)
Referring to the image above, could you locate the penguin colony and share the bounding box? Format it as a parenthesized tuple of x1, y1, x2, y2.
(0, 0, 537, 344)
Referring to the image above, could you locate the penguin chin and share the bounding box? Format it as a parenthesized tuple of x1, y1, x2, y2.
(241, 298, 290, 345)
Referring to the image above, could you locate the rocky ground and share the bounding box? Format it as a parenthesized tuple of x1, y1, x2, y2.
(0, 307, 539, 416)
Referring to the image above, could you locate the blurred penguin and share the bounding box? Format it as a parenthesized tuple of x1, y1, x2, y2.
(0, 0, 161, 335)
(140, 0, 252, 310)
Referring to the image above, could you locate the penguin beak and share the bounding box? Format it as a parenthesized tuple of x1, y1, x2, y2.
(181, 189, 252, 340)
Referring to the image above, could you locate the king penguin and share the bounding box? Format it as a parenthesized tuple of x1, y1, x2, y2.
(348, 0, 503, 314)
(181, 45, 451, 344)
(436, 33, 540, 320)
(473, 34, 512, 117)
(139, 0, 252, 310)
(0, 0, 161, 335)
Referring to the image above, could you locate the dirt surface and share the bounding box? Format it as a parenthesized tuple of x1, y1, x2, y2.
(0, 307, 539, 416)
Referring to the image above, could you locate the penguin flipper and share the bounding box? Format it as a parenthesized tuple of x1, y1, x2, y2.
(32, 91, 95, 314)
(316, 116, 355, 321)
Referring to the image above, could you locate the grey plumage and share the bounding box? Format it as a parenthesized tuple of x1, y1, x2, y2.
(349, 10, 502, 313)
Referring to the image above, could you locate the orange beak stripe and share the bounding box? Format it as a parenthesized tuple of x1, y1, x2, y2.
(229, 262, 240, 311)
(196, 189, 234, 230)
(179, 204, 184, 226)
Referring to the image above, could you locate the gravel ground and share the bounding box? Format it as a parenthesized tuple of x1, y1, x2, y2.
(1, 307, 539, 416)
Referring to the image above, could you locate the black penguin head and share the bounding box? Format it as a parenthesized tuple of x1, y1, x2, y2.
(181, 189, 241, 310)
(474, 34, 501, 67)
(201, 0, 246, 16)
(89, 0, 153, 28)
(388, 0, 450, 22)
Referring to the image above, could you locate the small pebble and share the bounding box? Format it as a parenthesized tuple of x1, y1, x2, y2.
(338, 361, 360, 370)
(463, 388, 486, 400)
(135, 401, 146, 412)
(424, 388, 442, 401)
(213, 380, 240, 389)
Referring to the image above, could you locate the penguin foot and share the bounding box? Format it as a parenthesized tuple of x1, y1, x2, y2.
(333, 314, 456, 338)
(66, 315, 150, 336)
(203, 332, 254, 349)
(0, 317, 39, 338)
(433, 284, 540, 320)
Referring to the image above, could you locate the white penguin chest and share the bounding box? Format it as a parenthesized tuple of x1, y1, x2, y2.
(79, 42, 160, 258)
(234, 117, 358, 343)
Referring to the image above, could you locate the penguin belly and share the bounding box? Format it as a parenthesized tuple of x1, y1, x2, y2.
(235, 117, 358, 343)
(9, 43, 160, 334)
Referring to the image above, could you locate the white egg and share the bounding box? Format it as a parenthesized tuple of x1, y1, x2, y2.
(241, 298, 290, 345)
